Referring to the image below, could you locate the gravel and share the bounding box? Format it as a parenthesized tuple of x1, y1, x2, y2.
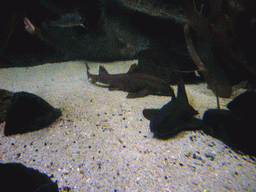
(0, 60, 255, 191)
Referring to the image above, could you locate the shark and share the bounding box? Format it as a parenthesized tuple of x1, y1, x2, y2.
(86, 63, 175, 98)
(143, 78, 201, 138)
(44, 12, 86, 28)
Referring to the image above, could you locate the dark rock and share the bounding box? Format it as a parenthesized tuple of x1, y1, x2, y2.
(4, 92, 62, 136)
(202, 109, 255, 157)
(0, 162, 59, 192)
(0, 1, 189, 66)
(0, 89, 14, 123)
(202, 91, 256, 157)
(227, 91, 256, 113)
(137, 48, 202, 84)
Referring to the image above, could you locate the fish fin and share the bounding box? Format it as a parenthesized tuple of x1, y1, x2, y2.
(142, 109, 160, 120)
(126, 89, 150, 98)
(99, 65, 109, 75)
(127, 64, 139, 74)
(177, 78, 189, 103)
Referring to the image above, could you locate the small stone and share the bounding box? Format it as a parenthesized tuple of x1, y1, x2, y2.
(205, 153, 215, 161)
(184, 152, 191, 157)
(62, 186, 71, 192)
(207, 142, 216, 147)
(193, 153, 202, 160)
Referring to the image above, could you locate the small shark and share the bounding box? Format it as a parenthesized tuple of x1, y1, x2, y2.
(47, 13, 85, 28)
(86, 63, 175, 98)
(143, 78, 200, 138)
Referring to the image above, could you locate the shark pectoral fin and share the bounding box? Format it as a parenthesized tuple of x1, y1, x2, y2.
(187, 104, 199, 116)
(126, 89, 150, 98)
(142, 109, 160, 120)
(99, 65, 110, 75)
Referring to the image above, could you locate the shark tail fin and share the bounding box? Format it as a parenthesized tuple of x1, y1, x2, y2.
(99, 65, 110, 75)
(177, 78, 189, 103)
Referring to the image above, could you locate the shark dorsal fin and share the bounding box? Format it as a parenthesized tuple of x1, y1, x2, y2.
(177, 78, 189, 103)
(99, 65, 109, 75)
(127, 64, 139, 74)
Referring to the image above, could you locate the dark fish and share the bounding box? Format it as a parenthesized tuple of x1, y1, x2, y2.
(86, 63, 175, 98)
(143, 79, 200, 138)
(48, 12, 85, 28)
(4, 92, 62, 136)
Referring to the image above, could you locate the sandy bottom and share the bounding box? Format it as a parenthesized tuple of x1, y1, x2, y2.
(0, 60, 255, 191)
